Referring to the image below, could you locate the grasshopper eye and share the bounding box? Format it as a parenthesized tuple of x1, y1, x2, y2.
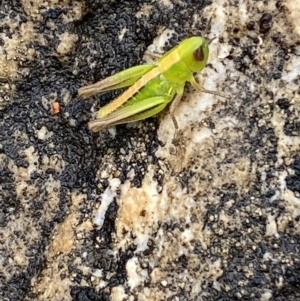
(193, 46, 205, 61)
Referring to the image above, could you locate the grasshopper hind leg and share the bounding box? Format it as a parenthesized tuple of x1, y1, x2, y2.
(88, 96, 170, 132)
(145, 50, 162, 60)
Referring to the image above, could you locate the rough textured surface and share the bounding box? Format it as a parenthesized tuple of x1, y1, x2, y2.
(1, 0, 300, 300)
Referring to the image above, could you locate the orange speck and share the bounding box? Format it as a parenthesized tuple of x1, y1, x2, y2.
(52, 102, 60, 114)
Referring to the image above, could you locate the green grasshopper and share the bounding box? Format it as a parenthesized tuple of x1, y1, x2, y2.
(78, 36, 222, 132)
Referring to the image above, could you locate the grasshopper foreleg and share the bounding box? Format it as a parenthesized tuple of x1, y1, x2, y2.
(190, 77, 229, 99)
(169, 88, 184, 135)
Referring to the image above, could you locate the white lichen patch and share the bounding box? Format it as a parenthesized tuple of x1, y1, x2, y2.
(56, 32, 78, 55)
(31, 192, 93, 301)
(0, 19, 38, 79)
(285, 0, 300, 38)
(0, 0, 82, 82)
(116, 168, 165, 251)
(93, 180, 120, 229)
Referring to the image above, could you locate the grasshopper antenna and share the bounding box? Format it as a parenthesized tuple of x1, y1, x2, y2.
(203, 16, 212, 38)
(204, 16, 216, 45)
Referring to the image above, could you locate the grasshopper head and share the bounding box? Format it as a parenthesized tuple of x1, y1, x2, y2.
(177, 36, 209, 73)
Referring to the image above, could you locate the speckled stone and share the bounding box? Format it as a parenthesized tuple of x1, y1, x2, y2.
(1, 1, 300, 301)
